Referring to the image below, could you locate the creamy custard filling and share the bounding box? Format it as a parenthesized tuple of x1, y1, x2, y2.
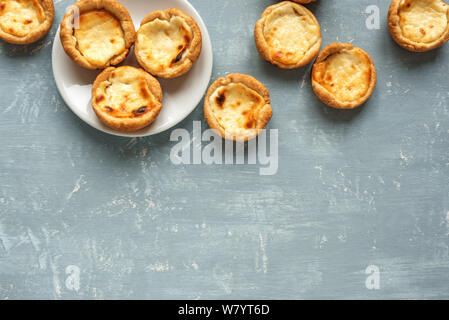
(313, 50, 372, 102)
(137, 16, 192, 72)
(210, 83, 265, 135)
(0, 0, 45, 37)
(398, 0, 448, 43)
(94, 67, 156, 119)
(74, 10, 126, 68)
(263, 4, 319, 65)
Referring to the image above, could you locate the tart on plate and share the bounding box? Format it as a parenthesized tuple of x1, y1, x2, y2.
(92, 66, 163, 132)
(255, 1, 321, 69)
(0, 0, 54, 44)
(135, 8, 202, 79)
(60, 0, 136, 69)
(311, 43, 377, 110)
(204, 73, 272, 142)
(388, 0, 449, 52)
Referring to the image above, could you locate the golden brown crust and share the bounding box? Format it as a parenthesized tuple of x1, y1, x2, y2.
(204, 73, 273, 142)
(91, 66, 163, 132)
(60, 0, 136, 70)
(254, 1, 321, 69)
(388, 0, 449, 52)
(0, 0, 54, 44)
(291, 0, 317, 3)
(135, 8, 202, 79)
(311, 43, 377, 110)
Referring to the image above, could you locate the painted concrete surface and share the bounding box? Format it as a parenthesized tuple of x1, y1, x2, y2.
(1, 0, 449, 299)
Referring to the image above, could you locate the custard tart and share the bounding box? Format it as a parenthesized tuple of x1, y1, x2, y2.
(204, 73, 272, 142)
(92, 66, 163, 132)
(60, 0, 136, 69)
(311, 43, 377, 110)
(135, 8, 202, 79)
(0, 0, 54, 44)
(388, 0, 449, 52)
(255, 1, 321, 69)
(292, 0, 317, 3)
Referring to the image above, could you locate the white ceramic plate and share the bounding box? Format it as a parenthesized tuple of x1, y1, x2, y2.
(52, 0, 213, 137)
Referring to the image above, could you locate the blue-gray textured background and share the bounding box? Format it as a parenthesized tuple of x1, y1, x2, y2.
(1, 0, 449, 299)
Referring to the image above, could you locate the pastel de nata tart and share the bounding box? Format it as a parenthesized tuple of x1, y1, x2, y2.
(388, 0, 449, 52)
(311, 43, 377, 110)
(292, 0, 317, 3)
(92, 66, 163, 132)
(204, 73, 272, 142)
(135, 8, 202, 79)
(255, 1, 321, 69)
(0, 0, 54, 44)
(60, 0, 136, 70)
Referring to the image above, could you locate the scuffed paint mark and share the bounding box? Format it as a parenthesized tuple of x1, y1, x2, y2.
(337, 234, 347, 243)
(126, 138, 138, 150)
(314, 165, 324, 182)
(213, 267, 233, 295)
(183, 261, 199, 271)
(67, 175, 87, 200)
(400, 149, 412, 167)
(141, 147, 148, 158)
(145, 261, 173, 272)
(445, 211, 449, 236)
(0, 238, 6, 256)
(393, 180, 401, 190)
(27, 228, 40, 252)
(30, 40, 52, 55)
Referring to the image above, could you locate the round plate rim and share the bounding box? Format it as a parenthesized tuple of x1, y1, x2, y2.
(51, 0, 213, 138)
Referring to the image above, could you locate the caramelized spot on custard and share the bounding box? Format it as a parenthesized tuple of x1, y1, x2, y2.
(245, 120, 254, 129)
(171, 48, 186, 65)
(24, 19, 32, 24)
(215, 90, 226, 108)
(96, 95, 105, 103)
(104, 106, 113, 112)
(110, 38, 115, 43)
(133, 106, 147, 116)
